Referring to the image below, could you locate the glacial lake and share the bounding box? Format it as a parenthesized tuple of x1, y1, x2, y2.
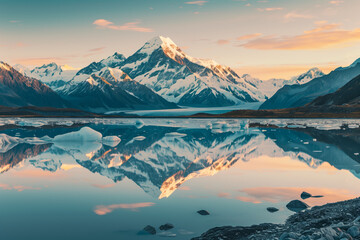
(0, 118, 359, 240)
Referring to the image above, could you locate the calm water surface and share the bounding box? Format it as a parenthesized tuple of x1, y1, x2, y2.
(0, 118, 359, 240)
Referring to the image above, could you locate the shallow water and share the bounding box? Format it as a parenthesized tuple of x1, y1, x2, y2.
(0, 118, 359, 240)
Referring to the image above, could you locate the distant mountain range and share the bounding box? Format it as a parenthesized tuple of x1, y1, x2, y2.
(260, 58, 360, 110)
(0, 36, 359, 114)
(0, 62, 68, 108)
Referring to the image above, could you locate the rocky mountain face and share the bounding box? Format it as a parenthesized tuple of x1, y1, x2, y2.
(260, 59, 360, 109)
(243, 68, 324, 99)
(0, 62, 69, 108)
(119, 36, 266, 107)
(14, 63, 78, 89)
(308, 73, 360, 107)
(58, 66, 177, 112)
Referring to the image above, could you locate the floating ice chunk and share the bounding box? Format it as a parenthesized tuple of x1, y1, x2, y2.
(212, 121, 228, 129)
(17, 120, 47, 127)
(55, 121, 74, 126)
(133, 136, 146, 141)
(165, 132, 187, 137)
(54, 127, 102, 143)
(134, 119, 144, 129)
(102, 136, 121, 147)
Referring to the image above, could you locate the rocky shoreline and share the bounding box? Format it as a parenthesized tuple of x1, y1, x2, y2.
(192, 197, 360, 240)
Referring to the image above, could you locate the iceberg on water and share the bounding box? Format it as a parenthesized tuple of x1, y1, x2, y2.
(165, 132, 187, 137)
(102, 136, 121, 147)
(54, 127, 102, 143)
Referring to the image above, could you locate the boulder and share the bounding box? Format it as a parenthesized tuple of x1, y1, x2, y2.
(286, 200, 309, 212)
(348, 226, 360, 237)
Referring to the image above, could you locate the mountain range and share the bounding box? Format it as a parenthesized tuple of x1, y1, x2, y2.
(1, 36, 359, 114)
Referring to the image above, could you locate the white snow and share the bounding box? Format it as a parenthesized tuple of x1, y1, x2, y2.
(102, 136, 121, 147)
(54, 127, 103, 143)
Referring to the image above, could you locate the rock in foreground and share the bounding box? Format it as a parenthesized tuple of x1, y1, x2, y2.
(192, 197, 360, 240)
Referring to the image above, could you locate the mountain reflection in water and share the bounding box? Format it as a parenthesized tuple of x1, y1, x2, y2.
(0, 119, 359, 199)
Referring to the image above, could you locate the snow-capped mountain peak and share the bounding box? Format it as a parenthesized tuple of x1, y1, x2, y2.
(0, 61, 11, 71)
(291, 67, 324, 84)
(99, 52, 126, 68)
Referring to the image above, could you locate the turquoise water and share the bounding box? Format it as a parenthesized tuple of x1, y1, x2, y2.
(0, 119, 359, 240)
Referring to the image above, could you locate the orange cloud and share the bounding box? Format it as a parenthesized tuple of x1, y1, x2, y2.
(241, 22, 360, 50)
(217, 39, 230, 45)
(329, 0, 343, 5)
(185, 1, 207, 6)
(93, 19, 153, 32)
(94, 202, 155, 215)
(0, 183, 40, 192)
(238, 187, 356, 205)
(237, 33, 262, 41)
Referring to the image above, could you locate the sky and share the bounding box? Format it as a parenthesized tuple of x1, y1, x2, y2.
(1, 0, 360, 79)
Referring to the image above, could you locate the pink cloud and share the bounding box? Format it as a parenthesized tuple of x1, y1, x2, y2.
(237, 33, 262, 41)
(329, 0, 343, 5)
(257, 7, 283, 12)
(0, 183, 40, 192)
(93, 19, 153, 32)
(217, 39, 230, 45)
(185, 1, 207, 6)
(94, 202, 155, 215)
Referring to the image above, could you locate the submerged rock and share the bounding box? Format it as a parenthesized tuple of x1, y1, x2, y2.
(160, 223, 174, 231)
(267, 207, 279, 213)
(286, 200, 309, 212)
(140, 225, 156, 235)
(197, 210, 210, 216)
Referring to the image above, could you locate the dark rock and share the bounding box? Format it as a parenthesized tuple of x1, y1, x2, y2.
(159, 223, 174, 231)
(267, 207, 279, 213)
(301, 191, 312, 199)
(348, 226, 360, 237)
(286, 200, 309, 212)
(141, 225, 156, 235)
(197, 210, 210, 216)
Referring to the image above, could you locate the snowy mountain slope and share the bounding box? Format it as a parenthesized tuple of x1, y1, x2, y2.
(76, 52, 126, 75)
(0, 61, 69, 108)
(119, 36, 266, 107)
(243, 68, 324, 99)
(14, 63, 78, 89)
(58, 66, 177, 112)
(260, 59, 360, 109)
